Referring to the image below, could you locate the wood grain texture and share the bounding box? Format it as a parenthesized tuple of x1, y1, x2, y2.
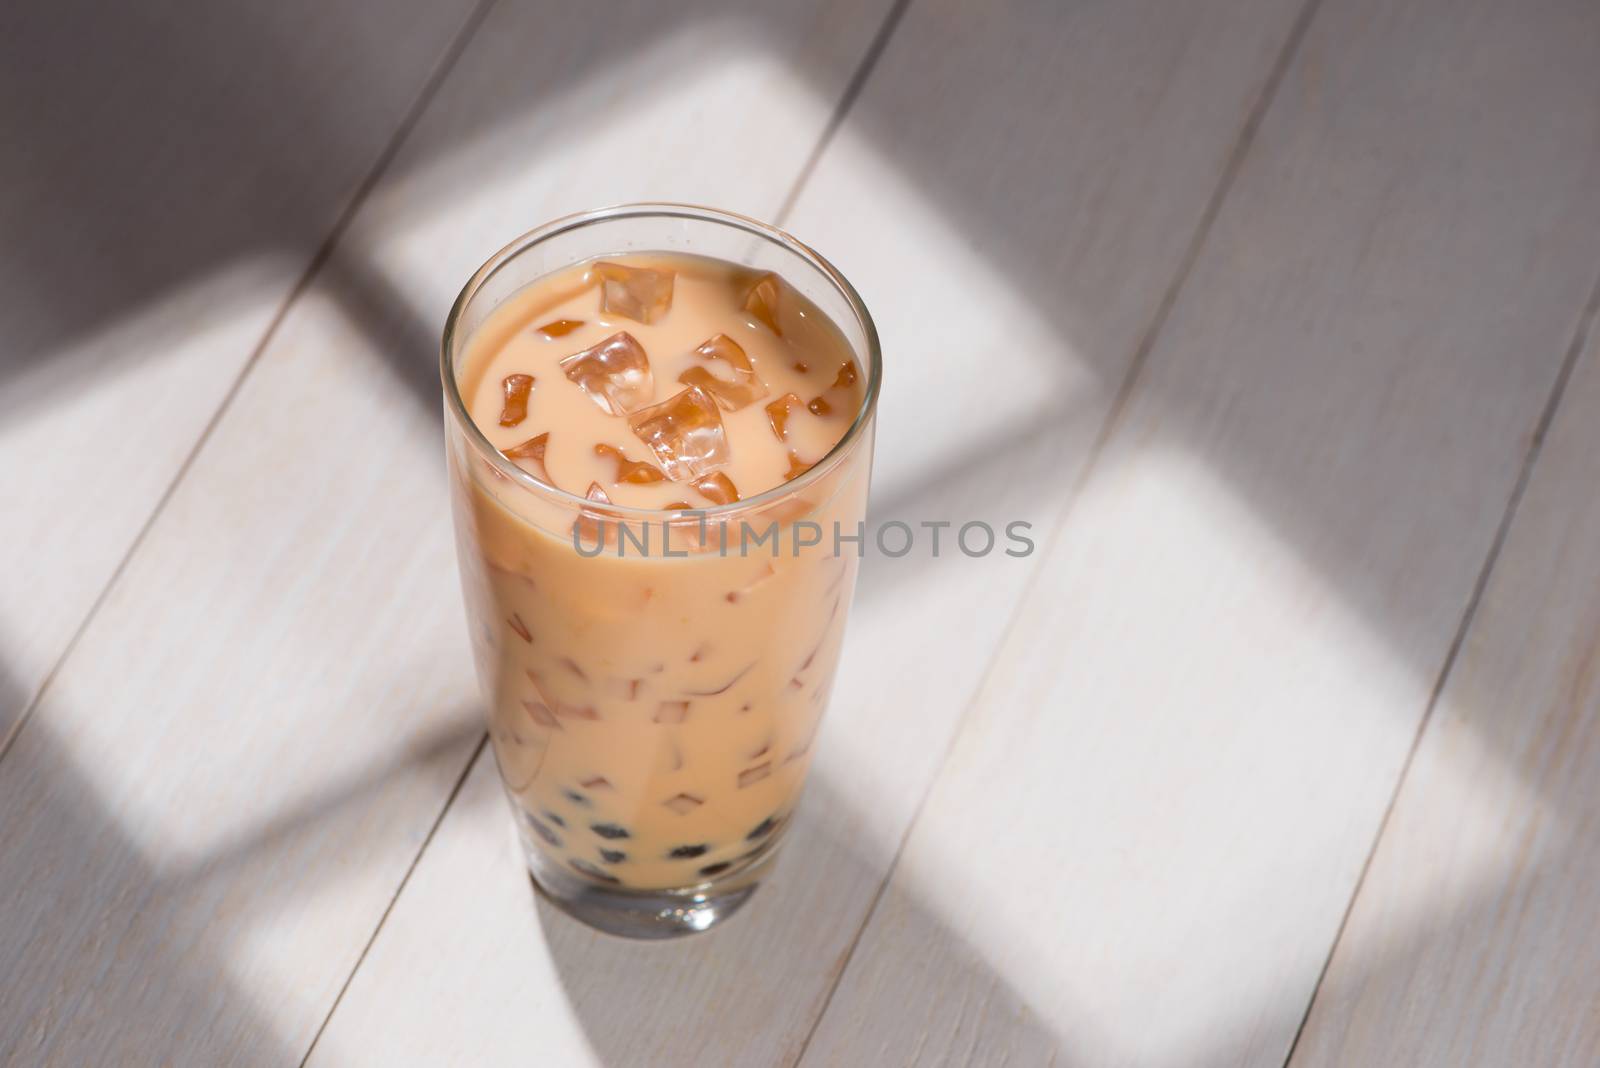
(0, 0, 480, 743)
(0, 1, 891, 1063)
(1290, 310, 1600, 1065)
(800, 0, 1600, 1064)
(306, 0, 1313, 1063)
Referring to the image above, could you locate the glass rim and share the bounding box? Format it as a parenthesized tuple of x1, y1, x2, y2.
(440, 202, 883, 522)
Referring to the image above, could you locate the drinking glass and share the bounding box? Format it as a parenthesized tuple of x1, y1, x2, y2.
(440, 204, 880, 938)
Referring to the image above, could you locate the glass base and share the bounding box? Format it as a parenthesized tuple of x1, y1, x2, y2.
(525, 839, 775, 939)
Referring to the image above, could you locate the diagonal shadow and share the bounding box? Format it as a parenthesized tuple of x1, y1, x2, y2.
(6, 0, 1600, 1063)
(0, 658, 481, 1065)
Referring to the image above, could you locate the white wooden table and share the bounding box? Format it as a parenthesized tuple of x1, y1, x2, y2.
(5, 1, 1600, 1064)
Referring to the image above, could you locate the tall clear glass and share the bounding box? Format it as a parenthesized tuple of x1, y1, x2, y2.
(441, 205, 881, 938)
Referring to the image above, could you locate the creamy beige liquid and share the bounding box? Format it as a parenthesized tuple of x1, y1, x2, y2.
(448, 252, 869, 890)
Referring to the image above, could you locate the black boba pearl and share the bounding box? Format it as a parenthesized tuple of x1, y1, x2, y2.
(668, 843, 709, 859)
(746, 815, 779, 841)
(543, 810, 566, 828)
(599, 848, 627, 864)
(564, 790, 590, 806)
(698, 861, 732, 877)
(590, 822, 630, 840)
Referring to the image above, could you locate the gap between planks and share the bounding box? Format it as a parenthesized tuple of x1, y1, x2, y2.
(297, 0, 918, 1056)
(787, 0, 1329, 1062)
(0, 0, 501, 768)
(1280, 258, 1600, 1067)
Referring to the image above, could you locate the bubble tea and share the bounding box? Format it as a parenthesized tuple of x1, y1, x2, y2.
(442, 208, 878, 938)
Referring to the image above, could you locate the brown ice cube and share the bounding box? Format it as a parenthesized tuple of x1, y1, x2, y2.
(499, 374, 534, 427)
(785, 452, 812, 481)
(737, 762, 772, 788)
(627, 385, 729, 481)
(806, 360, 860, 418)
(677, 334, 769, 411)
(504, 432, 548, 461)
(502, 431, 551, 482)
(560, 332, 654, 416)
(765, 393, 802, 442)
(743, 272, 783, 334)
(691, 471, 740, 506)
(654, 700, 690, 724)
(594, 261, 674, 324)
(594, 443, 665, 484)
(522, 699, 560, 730)
(536, 318, 585, 338)
(573, 481, 616, 548)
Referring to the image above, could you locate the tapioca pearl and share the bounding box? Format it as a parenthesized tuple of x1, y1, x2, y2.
(746, 816, 779, 841)
(569, 858, 622, 885)
(591, 822, 630, 840)
(698, 861, 732, 877)
(599, 848, 627, 864)
(543, 810, 566, 829)
(564, 789, 590, 806)
(668, 844, 710, 859)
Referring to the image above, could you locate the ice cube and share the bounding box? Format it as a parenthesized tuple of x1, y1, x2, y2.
(560, 332, 654, 416)
(573, 481, 616, 548)
(765, 393, 802, 442)
(785, 452, 812, 481)
(499, 373, 534, 427)
(594, 260, 674, 324)
(502, 431, 551, 482)
(535, 318, 585, 338)
(691, 471, 740, 506)
(654, 700, 690, 724)
(594, 443, 665, 484)
(627, 385, 730, 481)
(677, 334, 769, 411)
(521, 699, 560, 730)
(743, 272, 783, 334)
(806, 360, 861, 418)
(663, 793, 704, 815)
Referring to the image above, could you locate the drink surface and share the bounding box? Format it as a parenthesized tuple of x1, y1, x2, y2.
(461, 252, 865, 508)
(450, 251, 870, 892)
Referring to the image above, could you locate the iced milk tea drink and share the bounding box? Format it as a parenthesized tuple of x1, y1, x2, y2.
(441, 206, 879, 937)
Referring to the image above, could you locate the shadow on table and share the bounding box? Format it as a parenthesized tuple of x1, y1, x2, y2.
(531, 770, 1070, 1067)
(0, 675, 482, 1067)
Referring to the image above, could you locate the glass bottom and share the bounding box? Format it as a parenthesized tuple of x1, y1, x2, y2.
(525, 836, 776, 939)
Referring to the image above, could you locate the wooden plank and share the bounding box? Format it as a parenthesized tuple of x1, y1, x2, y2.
(0, 2, 896, 1063)
(1290, 311, 1600, 1064)
(306, 1, 1314, 1064)
(801, 0, 1600, 1063)
(0, 0, 481, 743)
